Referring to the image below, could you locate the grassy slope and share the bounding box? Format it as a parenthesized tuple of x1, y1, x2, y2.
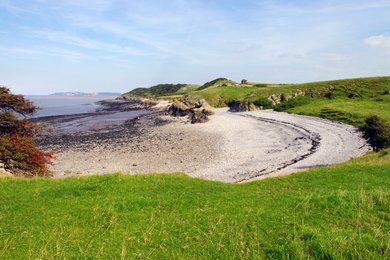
(282, 77, 390, 127)
(0, 151, 389, 258)
(287, 96, 390, 127)
(193, 76, 390, 126)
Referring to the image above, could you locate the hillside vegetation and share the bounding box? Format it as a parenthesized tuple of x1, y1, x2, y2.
(123, 83, 199, 97)
(124, 76, 390, 127)
(0, 150, 389, 258)
(194, 77, 390, 126)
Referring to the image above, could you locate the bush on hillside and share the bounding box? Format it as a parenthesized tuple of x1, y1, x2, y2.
(148, 84, 186, 96)
(253, 98, 273, 109)
(361, 116, 390, 152)
(254, 84, 268, 88)
(324, 92, 334, 99)
(347, 92, 360, 99)
(0, 86, 53, 176)
(274, 96, 310, 111)
(127, 87, 151, 97)
(127, 84, 187, 97)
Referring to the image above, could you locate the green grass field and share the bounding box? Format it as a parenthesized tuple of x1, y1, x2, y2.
(0, 150, 389, 258)
(1, 76, 390, 258)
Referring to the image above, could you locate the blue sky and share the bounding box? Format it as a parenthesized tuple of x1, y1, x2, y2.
(1, 0, 390, 94)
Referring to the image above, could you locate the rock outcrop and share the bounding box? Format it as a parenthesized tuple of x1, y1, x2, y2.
(167, 99, 214, 123)
(97, 96, 159, 111)
(267, 89, 307, 105)
(228, 100, 261, 112)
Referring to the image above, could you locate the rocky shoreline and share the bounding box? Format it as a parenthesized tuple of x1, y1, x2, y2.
(35, 111, 161, 152)
(33, 98, 369, 182)
(33, 99, 223, 178)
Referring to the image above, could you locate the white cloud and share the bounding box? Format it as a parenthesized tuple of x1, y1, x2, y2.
(0, 46, 88, 61)
(2, 0, 390, 93)
(31, 30, 148, 56)
(60, 0, 113, 12)
(0, 46, 41, 55)
(364, 35, 390, 54)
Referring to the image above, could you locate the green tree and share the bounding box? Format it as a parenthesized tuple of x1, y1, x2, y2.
(0, 86, 52, 176)
(361, 116, 390, 152)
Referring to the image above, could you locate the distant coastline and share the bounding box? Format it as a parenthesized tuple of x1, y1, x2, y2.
(50, 92, 121, 97)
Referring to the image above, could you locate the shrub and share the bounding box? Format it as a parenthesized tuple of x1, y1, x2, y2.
(0, 86, 53, 176)
(347, 92, 360, 99)
(280, 93, 288, 102)
(361, 116, 390, 152)
(274, 96, 310, 111)
(324, 92, 334, 99)
(0, 135, 53, 176)
(253, 98, 273, 108)
(0, 112, 36, 136)
(254, 84, 267, 88)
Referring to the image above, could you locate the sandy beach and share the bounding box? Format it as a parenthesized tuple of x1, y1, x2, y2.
(36, 107, 369, 183)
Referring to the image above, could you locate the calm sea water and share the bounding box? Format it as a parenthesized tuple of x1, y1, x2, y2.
(27, 95, 117, 118)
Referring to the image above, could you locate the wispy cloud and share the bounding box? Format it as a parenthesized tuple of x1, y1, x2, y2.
(0, 45, 88, 61)
(0, 0, 22, 13)
(364, 35, 390, 54)
(1, 0, 390, 94)
(30, 30, 148, 56)
(65, 15, 171, 54)
(0, 46, 42, 55)
(60, 0, 113, 12)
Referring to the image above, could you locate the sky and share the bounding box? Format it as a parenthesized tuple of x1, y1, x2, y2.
(1, 0, 390, 95)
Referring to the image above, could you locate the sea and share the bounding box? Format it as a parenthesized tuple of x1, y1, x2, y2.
(27, 95, 117, 118)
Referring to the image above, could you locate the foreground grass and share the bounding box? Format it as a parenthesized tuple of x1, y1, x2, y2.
(1, 151, 389, 258)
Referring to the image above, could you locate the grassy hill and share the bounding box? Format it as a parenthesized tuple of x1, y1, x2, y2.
(193, 76, 390, 126)
(123, 83, 199, 97)
(0, 151, 389, 258)
(197, 78, 239, 90)
(121, 78, 275, 97)
(124, 76, 390, 127)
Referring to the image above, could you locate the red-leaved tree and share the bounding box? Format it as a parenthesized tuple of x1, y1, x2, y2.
(0, 86, 53, 176)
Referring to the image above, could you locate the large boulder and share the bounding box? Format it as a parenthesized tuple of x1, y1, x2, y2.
(190, 108, 209, 123)
(167, 100, 190, 117)
(167, 99, 214, 124)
